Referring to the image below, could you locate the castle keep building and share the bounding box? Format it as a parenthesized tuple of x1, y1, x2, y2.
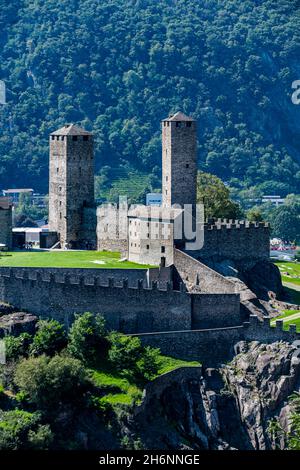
(49, 124, 96, 249)
(0, 197, 12, 249)
(162, 112, 197, 209)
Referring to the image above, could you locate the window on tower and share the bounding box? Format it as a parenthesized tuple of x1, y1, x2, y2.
(72, 136, 78, 141)
(83, 135, 89, 141)
(186, 122, 192, 127)
(186, 163, 190, 168)
(176, 122, 182, 127)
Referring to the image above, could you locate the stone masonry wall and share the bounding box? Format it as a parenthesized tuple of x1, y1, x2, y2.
(187, 221, 270, 267)
(174, 249, 236, 293)
(0, 268, 191, 333)
(192, 293, 241, 329)
(133, 327, 244, 366)
(133, 316, 300, 366)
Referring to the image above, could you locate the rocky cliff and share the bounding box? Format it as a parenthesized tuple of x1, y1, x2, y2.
(121, 341, 300, 450)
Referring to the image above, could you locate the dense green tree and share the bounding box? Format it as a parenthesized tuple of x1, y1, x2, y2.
(108, 333, 160, 381)
(67, 313, 108, 364)
(246, 207, 264, 222)
(197, 171, 243, 219)
(14, 355, 88, 409)
(0, 410, 52, 450)
(4, 333, 32, 361)
(271, 204, 300, 242)
(29, 319, 67, 357)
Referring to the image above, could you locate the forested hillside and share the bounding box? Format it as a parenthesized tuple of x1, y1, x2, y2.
(0, 0, 300, 199)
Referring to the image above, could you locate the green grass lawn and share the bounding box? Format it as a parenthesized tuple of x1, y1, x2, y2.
(274, 261, 300, 286)
(89, 355, 201, 408)
(0, 250, 154, 269)
(270, 309, 300, 332)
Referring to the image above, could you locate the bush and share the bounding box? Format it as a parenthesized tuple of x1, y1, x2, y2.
(4, 333, 32, 361)
(0, 410, 51, 450)
(30, 319, 67, 357)
(27, 424, 53, 450)
(68, 313, 108, 364)
(108, 333, 159, 381)
(14, 355, 89, 409)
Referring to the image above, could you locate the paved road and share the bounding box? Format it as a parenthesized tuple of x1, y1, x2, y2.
(283, 281, 300, 292)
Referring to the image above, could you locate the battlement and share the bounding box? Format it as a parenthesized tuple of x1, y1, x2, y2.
(243, 314, 300, 342)
(0, 267, 185, 294)
(205, 219, 270, 230)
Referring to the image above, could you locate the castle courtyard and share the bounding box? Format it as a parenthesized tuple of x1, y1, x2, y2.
(0, 250, 154, 269)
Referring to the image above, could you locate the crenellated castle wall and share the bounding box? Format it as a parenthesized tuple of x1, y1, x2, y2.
(0, 267, 191, 333)
(187, 220, 270, 267)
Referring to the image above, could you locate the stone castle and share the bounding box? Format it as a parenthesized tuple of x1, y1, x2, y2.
(0, 111, 289, 366)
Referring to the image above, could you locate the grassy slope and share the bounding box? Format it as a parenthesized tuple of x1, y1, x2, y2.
(274, 261, 300, 286)
(89, 355, 201, 407)
(0, 251, 154, 269)
(270, 309, 300, 332)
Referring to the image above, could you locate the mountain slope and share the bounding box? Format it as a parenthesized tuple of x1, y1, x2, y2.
(0, 0, 300, 196)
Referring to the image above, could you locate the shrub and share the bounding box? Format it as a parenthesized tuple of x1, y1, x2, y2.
(108, 333, 159, 381)
(30, 319, 67, 357)
(0, 410, 49, 450)
(4, 333, 32, 361)
(68, 313, 108, 364)
(27, 424, 53, 450)
(14, 355, 89, 409)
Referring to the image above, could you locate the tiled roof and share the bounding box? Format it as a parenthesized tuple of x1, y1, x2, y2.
(50, 124, 93, 136)
(162, 111, 195, 122)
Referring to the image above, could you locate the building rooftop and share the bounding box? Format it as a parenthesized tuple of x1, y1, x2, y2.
(128, 205, 183, 221)
(162, 111, 195, 122)
(50, 124, 93, 136)
(3, 188, 33, 194)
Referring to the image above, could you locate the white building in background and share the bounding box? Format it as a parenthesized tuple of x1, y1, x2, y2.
(262, 195, 285, 207)
(146, 193, 162, 206)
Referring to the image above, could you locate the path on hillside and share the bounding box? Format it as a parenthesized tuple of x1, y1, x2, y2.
(283, 281, 300, 292)
(271, 311, 300, 325)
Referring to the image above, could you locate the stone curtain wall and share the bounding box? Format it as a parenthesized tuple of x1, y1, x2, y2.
(0, 268, 191, 333)
(243, 315, 300, 343)
(134, 317, 300, 366)
(174, 249, 236, 293)
(133, 327, 244, 366)
(187, 221, 270, 267)
(192, 293, 241, 329)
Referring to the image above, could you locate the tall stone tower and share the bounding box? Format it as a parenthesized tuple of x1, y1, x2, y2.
(49, 124, 95, 248)
(0, 197, 12, 249)
(162, 111, 197, 208)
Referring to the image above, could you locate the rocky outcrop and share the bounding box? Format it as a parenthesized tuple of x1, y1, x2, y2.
(122, 341, 300, 450)
(0, 302, 14, 316)
(0, 312, 38, 337)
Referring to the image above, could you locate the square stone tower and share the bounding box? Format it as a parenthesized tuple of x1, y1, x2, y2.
(0, 197, 12, 249)
(162, 111, 197, 209)
(49, 124, 95, 248)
